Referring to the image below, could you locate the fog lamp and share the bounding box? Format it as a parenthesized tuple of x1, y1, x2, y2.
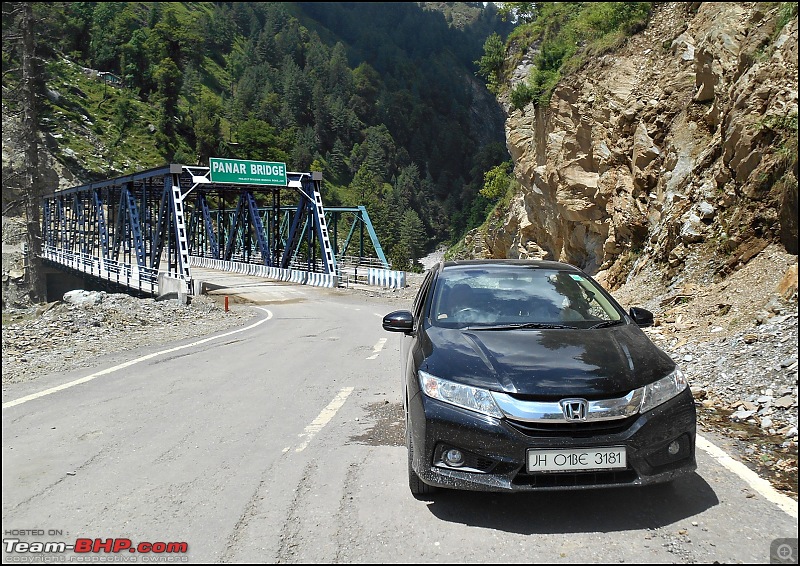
(668, 440, 681, 456)
(444, 448, 465, 467)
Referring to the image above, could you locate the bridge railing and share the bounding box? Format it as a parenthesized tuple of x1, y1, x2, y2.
(336, 255, 388, 269)
(188, 254, 406, 290)
(336, 255, 385, 284)
(189, 255, 337, 288)
(335, 255, 408, 288)
(42, 245, 162, 296)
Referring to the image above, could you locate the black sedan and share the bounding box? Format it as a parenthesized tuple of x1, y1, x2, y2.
(382, 259, 696, 497)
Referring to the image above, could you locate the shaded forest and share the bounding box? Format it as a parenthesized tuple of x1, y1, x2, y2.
(2, 2, 514, 269)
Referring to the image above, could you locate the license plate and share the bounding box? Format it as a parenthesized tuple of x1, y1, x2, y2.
(527, 446, 627, 473)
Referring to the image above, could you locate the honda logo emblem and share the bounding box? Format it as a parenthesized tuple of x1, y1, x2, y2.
(560, 398, 588, 422)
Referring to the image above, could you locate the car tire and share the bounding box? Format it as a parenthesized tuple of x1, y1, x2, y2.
(406, 421, 437, 499)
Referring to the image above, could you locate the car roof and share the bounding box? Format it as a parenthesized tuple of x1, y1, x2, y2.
(439, 259, 584, 273)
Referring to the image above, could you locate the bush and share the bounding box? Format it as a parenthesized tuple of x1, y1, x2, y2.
(494, 2, 652, 108)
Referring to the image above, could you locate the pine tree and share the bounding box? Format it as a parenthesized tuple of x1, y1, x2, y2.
(20, 2, 45, 301)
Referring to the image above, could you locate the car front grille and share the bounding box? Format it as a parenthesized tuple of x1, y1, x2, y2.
(512, 468, 638, 488)
(504, 415, 638, 437)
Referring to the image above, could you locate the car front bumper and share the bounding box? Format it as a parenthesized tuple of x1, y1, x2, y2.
(408, 387, 697, 492)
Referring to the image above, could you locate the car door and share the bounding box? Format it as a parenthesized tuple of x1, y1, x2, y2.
(402, 268, 436, 405)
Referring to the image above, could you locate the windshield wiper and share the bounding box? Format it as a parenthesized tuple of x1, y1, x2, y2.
(589, 320, 624, 329)
(468, 322, 577, 331)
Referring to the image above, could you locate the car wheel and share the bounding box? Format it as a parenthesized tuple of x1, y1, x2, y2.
(406, 419, 436, 499)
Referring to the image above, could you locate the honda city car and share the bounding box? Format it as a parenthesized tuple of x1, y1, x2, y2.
(382, 260, 696, 497)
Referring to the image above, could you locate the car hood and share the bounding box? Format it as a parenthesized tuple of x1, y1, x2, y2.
(420, 324, 676, 398)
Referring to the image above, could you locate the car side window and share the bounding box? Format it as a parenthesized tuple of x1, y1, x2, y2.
(413, 270, 434, 320)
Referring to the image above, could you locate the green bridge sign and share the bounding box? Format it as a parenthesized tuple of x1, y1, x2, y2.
(209, 158, 287, 186)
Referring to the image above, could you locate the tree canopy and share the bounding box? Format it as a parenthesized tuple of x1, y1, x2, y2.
(3, 2, 514, 266)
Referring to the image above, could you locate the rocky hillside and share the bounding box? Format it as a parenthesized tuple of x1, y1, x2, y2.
(473, 2, 797, 293)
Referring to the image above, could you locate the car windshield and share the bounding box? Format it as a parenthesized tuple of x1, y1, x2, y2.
(429, 266, 623, 329)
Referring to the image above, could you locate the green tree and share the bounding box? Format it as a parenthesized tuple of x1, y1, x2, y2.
(327, 42, 353, 95)
(33, 1, 93, 60)
(475, 32, 505, 93)
(193, 93, 223, 164)
(350, 165, 381, 203)
(120, 28, 151, 94)
(112, 92, 135, 139)
(395, 163, 420, 209)
(201, 4, 236, 54)
(236, 118, 288, 162)
(150, 9, 184, 66)
(89, 2, 140, 71)
(349, 124, 396, 181)
(152, 56, 182, 158)
(351, 62, 381, 123)
(326, 138, 349, 182)
(479, 161, 513, 201)
(280, 56, 307, 128)
(291, 125, 317, 171)
(399, 209, 426, 262)
(389, 242, 411, 271)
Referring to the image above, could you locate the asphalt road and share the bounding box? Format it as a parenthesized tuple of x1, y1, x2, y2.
(2, 278, 798, 564)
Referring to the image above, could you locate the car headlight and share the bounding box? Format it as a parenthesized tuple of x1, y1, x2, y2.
(639, 368, 688, 413)
(419, 371, 503, 418)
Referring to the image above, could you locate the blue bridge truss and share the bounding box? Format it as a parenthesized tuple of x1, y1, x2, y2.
(41, 164, 389, 296)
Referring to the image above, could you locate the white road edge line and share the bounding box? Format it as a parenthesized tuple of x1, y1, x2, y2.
(2, 307, 274, 410)
(295, 387, 354, 453)
(366, 338, 388, 360)
(696, 433, 798, 519)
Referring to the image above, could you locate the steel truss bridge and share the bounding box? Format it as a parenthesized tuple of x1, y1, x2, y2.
(41, 164, 390, 296)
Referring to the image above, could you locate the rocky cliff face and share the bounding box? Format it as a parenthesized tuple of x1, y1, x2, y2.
(483, 2, 797, 290)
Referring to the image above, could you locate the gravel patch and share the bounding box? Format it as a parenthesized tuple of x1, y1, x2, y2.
(2, 292, 256, 385)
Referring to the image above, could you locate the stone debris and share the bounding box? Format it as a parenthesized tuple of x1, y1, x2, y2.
(2, 291, 255, 385)
(647, 312, 799, 436)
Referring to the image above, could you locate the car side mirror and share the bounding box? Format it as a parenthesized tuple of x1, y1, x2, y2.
(382, 310, 414, 333)
(629, 307, 654, 327)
